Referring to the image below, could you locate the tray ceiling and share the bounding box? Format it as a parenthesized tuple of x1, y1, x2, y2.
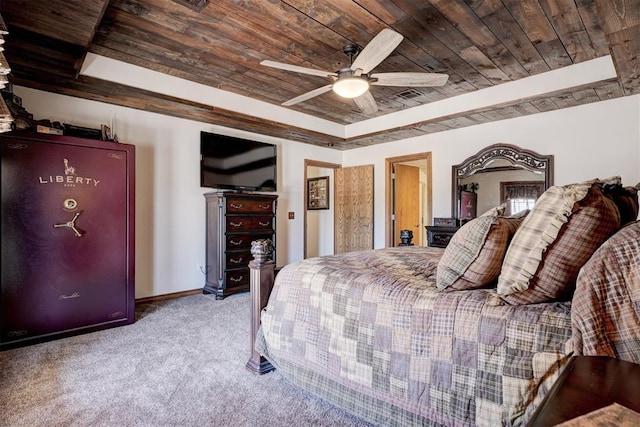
(1, 0, 638, 149)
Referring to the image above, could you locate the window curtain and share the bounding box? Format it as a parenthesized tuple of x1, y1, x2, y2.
(505, 184, 540, 200)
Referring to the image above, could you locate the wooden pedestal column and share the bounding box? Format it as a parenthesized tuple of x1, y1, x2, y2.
(246, 239, 276, 375)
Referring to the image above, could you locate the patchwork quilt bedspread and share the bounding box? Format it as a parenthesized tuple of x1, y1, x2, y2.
(256, 247, 574, 426)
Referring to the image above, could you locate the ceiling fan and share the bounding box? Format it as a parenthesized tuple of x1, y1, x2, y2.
(260, 28, 449, 114)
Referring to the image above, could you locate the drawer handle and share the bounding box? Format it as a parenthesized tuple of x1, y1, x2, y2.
(230, 239, 244, 246)
(229, 221, 244, 227)
(230, 276, 243, 283)
(230, 203, 243, 209)
(229, 258, 243, 264)
(258, 221, 270, 227)
(259, 204, 271, 210)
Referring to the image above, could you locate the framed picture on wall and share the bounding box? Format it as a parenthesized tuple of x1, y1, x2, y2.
(459, 190, 477, 220)
(307, 176, 330, 210)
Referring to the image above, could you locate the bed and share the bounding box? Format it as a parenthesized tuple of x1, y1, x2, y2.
(250, 179, 640, 426)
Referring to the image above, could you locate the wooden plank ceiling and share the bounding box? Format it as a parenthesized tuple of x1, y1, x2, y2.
(1, 0, 638, 150)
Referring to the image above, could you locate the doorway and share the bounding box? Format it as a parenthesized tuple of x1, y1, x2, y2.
(304, 160, 341, 259)
(385, 153, 432, 247)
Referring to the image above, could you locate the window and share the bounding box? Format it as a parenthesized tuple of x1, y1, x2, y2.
(500, 181, 545, 216)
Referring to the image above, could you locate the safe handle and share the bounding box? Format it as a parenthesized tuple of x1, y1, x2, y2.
(53, 212, 83, 237)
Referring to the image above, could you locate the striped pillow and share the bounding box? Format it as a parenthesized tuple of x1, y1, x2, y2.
(436, 205, 524, 291)
(495, 182, 621, 305)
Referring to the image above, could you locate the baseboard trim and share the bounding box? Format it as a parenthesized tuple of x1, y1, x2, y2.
(135, 289, 202, 305)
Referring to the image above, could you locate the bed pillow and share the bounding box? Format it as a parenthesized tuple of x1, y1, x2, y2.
(494, 181, 621, 305)
(572, 220, 640, 363)
(436, 205, 525, 291)
(603, 183, 639, 226)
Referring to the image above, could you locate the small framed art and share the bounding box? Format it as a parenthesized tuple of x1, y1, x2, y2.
(460, 190, 477, 220)
(307, 176, 330, 210)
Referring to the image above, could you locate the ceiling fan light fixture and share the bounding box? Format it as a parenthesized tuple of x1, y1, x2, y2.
(332, 77, 369, 98)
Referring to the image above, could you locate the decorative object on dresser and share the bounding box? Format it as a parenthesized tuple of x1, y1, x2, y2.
(398, 229, 414, 246)
(459, 189, 478, 220)
(1, 131, 135, 350)
(204, 192, 277, 299)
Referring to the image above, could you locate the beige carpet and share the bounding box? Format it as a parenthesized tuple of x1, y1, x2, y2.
(0, 293, 371, 426)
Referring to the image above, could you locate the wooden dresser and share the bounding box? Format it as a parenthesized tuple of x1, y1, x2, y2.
(425, 225, 459, 248)
(204, 192, 277, 299)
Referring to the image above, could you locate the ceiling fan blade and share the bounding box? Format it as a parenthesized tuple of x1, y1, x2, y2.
(282, 85, 333, 106)
(260, 60, 336, 78)
(353, 91, 378, 115)
(371, 72, 449, 87)
(350, 29, 403, 74)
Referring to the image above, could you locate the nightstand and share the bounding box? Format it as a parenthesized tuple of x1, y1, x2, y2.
(425, 225, 459, 248)
(527, 356, 640, 426)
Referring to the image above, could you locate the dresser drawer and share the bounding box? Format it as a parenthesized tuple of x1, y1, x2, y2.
(225, 251, 252, 269)
(225, 268, 249, 287)
(226, 232, 274, 250)
(226, 216, 273, 230)
(226, 198, 274, 213)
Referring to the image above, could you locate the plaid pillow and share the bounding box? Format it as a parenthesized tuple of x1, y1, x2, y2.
(572, 220, 640, 362)
(495, 183, 621, 305)
(603, 183, 639, 226)
(436, 205, 524, 291)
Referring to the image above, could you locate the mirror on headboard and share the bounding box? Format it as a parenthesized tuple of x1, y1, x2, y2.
(451, 144, 554, 220)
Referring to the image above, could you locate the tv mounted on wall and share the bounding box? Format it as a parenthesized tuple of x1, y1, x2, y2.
(200, 131, 277, 192)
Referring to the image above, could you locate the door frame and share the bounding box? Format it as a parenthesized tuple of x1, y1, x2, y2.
(385, 152, 433, 247)
(304, 159, 341, 259)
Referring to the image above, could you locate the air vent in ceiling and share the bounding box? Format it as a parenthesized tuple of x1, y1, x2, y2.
(393, 88, 424, 101)
(172, 0, 208, 12)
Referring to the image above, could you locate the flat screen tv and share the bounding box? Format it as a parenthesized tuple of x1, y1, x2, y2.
(200, 131, 277, 192)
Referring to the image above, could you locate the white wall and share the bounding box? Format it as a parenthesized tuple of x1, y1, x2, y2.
(14, 86, 342, 298)
(306, 166, 335, 258)
(14, 86, 640, 296)
(343, 95, 640, 248)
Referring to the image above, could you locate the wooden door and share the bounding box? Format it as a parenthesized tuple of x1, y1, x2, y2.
(334, 165, 374, 254)
(394, 164, 420, 245)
